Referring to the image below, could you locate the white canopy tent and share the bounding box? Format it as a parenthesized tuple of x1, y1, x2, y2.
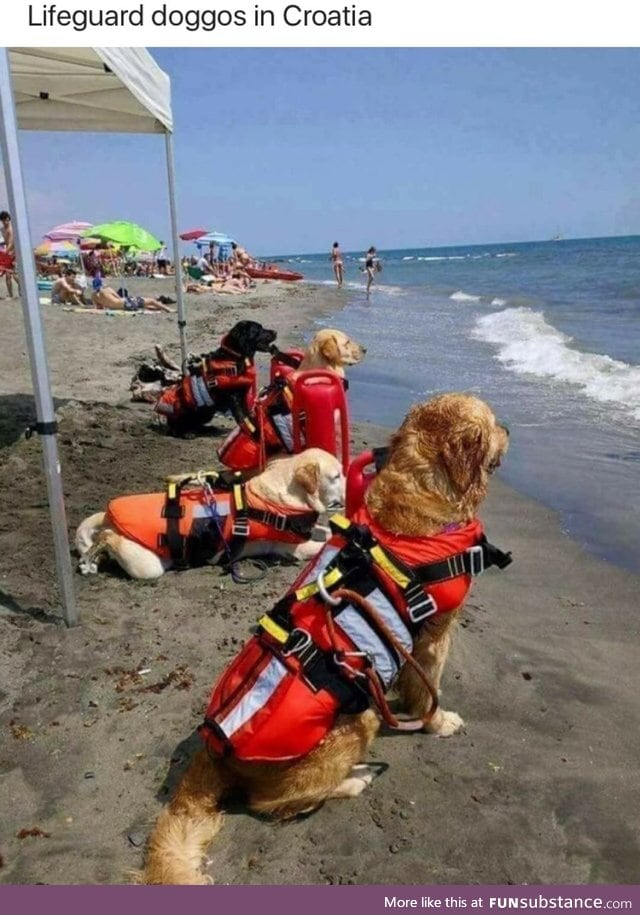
(0, 47, 188, 626)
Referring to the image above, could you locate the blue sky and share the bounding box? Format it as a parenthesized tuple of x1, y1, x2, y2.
(4, 48, 640, 255)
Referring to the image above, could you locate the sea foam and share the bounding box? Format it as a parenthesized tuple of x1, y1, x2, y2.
(450, 290, 481, 302)
(474, 307, 640, 419)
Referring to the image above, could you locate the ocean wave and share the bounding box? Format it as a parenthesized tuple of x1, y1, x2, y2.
(473, 307, 640, 419)
(450, 290, 481, 302)
(490, 297, 507, 306)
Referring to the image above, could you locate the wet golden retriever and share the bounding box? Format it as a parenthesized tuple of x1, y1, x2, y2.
(138, 393, 509, 884)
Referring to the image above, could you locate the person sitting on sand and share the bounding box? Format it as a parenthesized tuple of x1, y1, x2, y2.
(51, 269, 85, 306)
(91, 276, 173, 312)
(196, 253, 215, 275)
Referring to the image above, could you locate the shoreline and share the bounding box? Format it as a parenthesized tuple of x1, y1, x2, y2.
(0, 279, 638, 885)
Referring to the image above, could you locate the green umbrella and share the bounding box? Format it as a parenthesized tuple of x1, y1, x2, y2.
(81, 221, 162, 252)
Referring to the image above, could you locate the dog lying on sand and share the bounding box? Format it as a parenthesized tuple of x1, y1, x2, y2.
(130, 320, 278, 436)
(76, 448, 345, 580)
(138, 393, 511, 884)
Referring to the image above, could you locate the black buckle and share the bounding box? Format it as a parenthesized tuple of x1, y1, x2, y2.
(282, 628, 318, 667)
(273, 514, 287, 532)
(232, 516, 250, 538)
(467, 545, 485, 576)
(405, 583, 438, 624)
(446, 553, 467, 578)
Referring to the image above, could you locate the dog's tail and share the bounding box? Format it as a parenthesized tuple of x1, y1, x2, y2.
(75, 512, 106, 556)
(138, 749, 229, 885)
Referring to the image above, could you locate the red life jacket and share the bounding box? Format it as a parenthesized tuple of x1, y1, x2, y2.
(200, 507, 511, 763)
(155, 351, 257, 425)
(217, 377, 295, 471)
(105, 476, 318, 568)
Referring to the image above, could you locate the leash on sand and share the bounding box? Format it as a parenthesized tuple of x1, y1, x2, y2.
(197, 472, 268, 584)
(316, 578, 440, 732)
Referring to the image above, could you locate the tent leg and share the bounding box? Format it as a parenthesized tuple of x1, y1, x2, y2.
(164, 131, 188, 365)
(0, 48, 78, 627)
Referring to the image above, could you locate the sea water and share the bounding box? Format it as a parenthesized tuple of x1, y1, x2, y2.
(279, 236, 640, 574)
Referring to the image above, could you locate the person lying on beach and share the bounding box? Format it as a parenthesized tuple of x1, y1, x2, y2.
(51, 269, 86, 306)
(91, 278, 173, 312)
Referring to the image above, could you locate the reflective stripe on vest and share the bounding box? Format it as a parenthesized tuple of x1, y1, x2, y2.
(335, 588, 413, 689)
(217, 654, 287, 741)
(190, 374, 215, 408)
(272, 413, 294, 451)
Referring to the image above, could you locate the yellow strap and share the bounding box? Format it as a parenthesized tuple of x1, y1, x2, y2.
(329, 513, 351, 531)
(167, 482, 178, 500)
(295, 565, 343, 601)
(233, 484, 245, 511)
(370, 545, 411, 588)
(242, 417, 256, 434)
(258, 614, 289, 644)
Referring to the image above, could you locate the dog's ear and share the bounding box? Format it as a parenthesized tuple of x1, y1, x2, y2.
(441, 423, 490, 494)
(293, 460, 320, 495)
(319, 334, 341, 364)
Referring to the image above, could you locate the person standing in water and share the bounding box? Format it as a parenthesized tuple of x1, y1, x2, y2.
(330, 241, 344, 288)
(364, 245, 379, 299)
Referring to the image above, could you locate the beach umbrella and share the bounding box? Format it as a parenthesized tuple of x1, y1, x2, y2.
(81, 221, 162, 252)
(179, 227, 208, 241)
(44, 220, 93, 242)
(34, 239, 80, 257)
(195, 231, 236, 247)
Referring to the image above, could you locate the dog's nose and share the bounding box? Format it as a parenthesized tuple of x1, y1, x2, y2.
(361, 346, 368, 354)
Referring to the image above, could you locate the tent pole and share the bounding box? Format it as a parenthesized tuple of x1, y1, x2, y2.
(164, 131, 188, 365)
(0, 48, 78, 627)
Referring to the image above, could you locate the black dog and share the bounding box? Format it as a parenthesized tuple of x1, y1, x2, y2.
(133, 321, 278, 437)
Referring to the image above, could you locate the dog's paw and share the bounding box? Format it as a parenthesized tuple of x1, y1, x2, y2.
(427, 709, 465, 737)
(78, 558, 98, 576)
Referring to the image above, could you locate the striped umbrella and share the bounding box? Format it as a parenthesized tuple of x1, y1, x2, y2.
(44, 221, 93, 242)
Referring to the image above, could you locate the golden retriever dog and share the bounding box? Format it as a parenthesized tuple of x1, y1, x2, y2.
(138, 394, 509, 884)
(297, 327, 366, 377)
(76, 448, 345, 580)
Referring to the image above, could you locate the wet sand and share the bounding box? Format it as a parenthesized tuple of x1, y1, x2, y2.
(0, 278, 638, 885)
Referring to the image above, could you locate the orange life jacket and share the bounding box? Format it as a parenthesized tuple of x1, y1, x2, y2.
(155, 351, 257, 425)
(200, 506, 512, 762)
(105, 477, 318, 569)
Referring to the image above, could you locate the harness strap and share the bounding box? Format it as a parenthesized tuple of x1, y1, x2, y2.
(372, 446, 390, 472)
(256, 616, 370, 714)
(246, 507, 318, 539)
(162, 481, 188, 569)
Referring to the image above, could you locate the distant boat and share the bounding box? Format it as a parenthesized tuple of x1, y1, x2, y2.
(551, 234, 564, 241)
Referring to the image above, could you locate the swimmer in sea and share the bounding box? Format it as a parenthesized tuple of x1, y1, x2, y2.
(364, 245, 378, 299)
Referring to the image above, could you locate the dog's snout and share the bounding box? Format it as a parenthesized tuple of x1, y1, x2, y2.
(361, 346, 368, 354)
(502, 423, 510, 437)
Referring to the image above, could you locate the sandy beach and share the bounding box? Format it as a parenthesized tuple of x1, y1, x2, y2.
(0, 279, 638, 886)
